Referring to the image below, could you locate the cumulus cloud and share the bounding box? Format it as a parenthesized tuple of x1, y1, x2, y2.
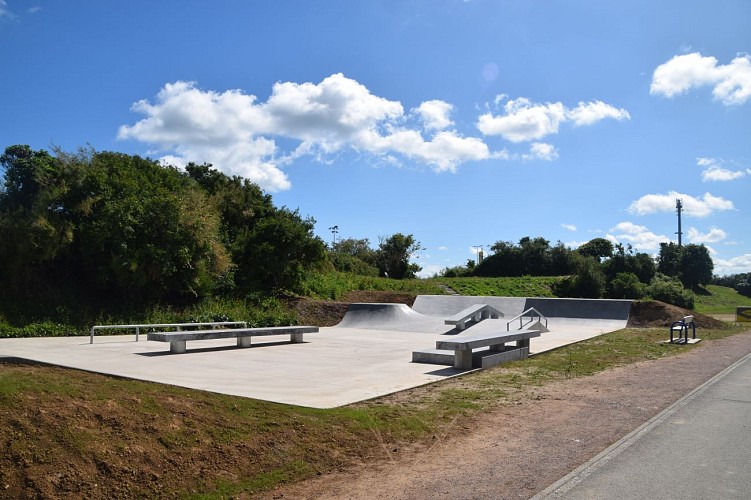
(650, 52, 751, 105)
(627, 191, 734, 218)
(523, 142, 558, 161)
(698, 157, 747, 181)
(606, 222, 670, 251)
(415, 100, 454, 130)
(714, 254, 751, 275)
(119, 74, 504, 191)
(477, 96, 629, 142)
(562, 224, 577, 232)
(687, 227, 727, 244)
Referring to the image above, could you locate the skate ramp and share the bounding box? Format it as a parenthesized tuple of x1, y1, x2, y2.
(412, 295, 527, 319)
(335, 303, 452, 334)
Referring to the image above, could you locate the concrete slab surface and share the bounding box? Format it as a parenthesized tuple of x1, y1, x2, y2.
(0, 296, 630, 408)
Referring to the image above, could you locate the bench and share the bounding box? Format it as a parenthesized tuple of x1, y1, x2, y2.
(444, 304, 504, 330)
(147, 326, 319, 353)
(669, 315, 697, 344)
(435, 327, 541, 370)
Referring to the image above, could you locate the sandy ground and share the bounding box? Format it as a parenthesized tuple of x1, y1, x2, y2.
(264, 330, 751, 500)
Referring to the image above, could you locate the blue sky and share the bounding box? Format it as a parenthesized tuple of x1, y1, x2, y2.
(2, 1, 750, 277)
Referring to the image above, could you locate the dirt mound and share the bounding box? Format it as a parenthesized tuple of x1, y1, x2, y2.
(627, 300, 725, 329)
(286, 291, 415, 327)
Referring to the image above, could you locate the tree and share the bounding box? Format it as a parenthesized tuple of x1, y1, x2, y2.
(607, 272, 646, 299)
(375, 233, 423, 279)
(679, 244, 713, 289)
(578, 238, 614, 262)
(0, 146, 231, 304)
(186, 163, 326, 294)
(657, 241, 713, 290)
(553, 254, 605, 298)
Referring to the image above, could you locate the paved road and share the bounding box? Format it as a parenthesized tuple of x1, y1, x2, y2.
(537, 352, 751, 499)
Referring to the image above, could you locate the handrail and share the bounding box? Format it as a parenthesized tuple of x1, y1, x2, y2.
(506, 307, 547, 331)
(90, 321, 248, 344)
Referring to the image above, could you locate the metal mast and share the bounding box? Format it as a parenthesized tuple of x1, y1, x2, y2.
(676, 199, 683, 246)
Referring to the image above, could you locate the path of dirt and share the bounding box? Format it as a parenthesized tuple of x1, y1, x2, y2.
(265, 330, 751, 500)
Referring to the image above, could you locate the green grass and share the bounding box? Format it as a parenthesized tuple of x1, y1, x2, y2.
(694, 285, 751, 315)
(302, 271, 444, 300)
(431, 276, 562, 297)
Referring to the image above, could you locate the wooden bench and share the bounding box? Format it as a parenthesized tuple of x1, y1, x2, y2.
(444, 304, 504, 330)
(147, 326, 319, 353)
(669, 315, 696, 344)
(435, 328, 541, 370)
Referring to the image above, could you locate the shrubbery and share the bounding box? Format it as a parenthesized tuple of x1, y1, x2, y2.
(646, 274, 695, 309)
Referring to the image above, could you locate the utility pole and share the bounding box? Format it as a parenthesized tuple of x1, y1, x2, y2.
(475, 245, 484, 264)
(328, 225, 339, 246)
(675, 199, 683, 247)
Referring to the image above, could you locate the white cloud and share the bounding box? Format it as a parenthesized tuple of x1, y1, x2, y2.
(523, 142, 558, 161)
(415, 100, 454, 130)
(697, 157, 747, 181)
(562, 224, 577, 232)
(437, 246, 448, 251)
(417, 263, 445, 279)
(477, 96, 629, 142)
(714, 254, 751, 275)
(627, 191, 734, 218)
(687, 226, 727, 244)
(606, 222, 670, 251)
(119, 75, 504, 191)
(567, 100, 631, 126)
(650, 52, 751, 105)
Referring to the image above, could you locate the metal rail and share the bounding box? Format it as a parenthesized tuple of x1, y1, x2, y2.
(506, 307, 547, 331)
(89, 321, 248, 344)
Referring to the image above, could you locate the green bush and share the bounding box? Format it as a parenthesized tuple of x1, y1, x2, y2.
(647, 273, 694, 309)
(607, 272, 646, 299)
(553, 256, 605, 298)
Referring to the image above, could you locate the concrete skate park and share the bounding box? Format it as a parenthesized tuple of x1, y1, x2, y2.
(0, 295, 631, 408)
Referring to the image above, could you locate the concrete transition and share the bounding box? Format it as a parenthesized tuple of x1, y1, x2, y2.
(0, 295, 631, 408)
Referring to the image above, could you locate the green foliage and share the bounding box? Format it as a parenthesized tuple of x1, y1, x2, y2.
(552, 255, 605, 298)
(474, 238, 575, 277)
(375, 233, 423, 279)
(186, 163, 326, 296)
(646, 273, 695, 309)
(606, 272, 646, 299)
(0, 148, 328, 327)
(435, 276, 560, 297)
(301, 271, 443, 300)
(679, 244, 714, 289)
(601, 243, 655, 285)
(737, 281, 751, 298)
(0, 146, 231, 305)
(577, 237, 614, 261)
(657, 242, 713, 290)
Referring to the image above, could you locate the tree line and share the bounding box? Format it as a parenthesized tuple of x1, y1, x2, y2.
(0, 145, 327, 313)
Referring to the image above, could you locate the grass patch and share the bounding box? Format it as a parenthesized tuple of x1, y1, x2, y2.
(432, 276, 562, 297)
(302, 271, 444, 300)
(694, 285, 751, 315)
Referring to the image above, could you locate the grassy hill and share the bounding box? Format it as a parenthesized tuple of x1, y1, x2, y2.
(694, 285, 751, 315)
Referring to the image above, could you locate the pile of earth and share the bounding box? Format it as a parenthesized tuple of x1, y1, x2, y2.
(626, 300, 725, 329)
(288, 293, 725, 329)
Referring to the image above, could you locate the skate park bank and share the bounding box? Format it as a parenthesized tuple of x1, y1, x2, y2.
(0, 295, 631, 408)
